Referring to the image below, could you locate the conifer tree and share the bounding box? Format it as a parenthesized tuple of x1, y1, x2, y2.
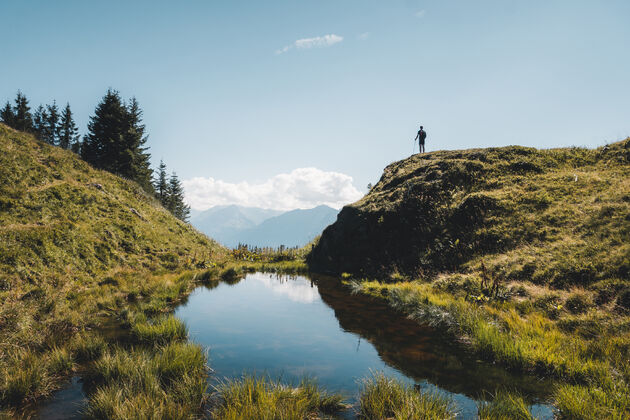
(32, 105, 47, 140)
(41, 100, 60, 145)
(154, 160, 169, 206)
(166, 172, 190, 222)
(123, 97, 153, 193)
(0, 101, 14, 126)
(82, 89, 154, 193)
(12, 91, 33, 132)
(81, 89, 127, 170)
(58, 103, 80, 150)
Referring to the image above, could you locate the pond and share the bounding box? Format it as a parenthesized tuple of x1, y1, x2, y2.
(35, 271, 555, 418)
(175, 272, 554, 418)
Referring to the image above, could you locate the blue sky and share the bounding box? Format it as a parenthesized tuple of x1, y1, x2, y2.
(2, 1, 629, 209)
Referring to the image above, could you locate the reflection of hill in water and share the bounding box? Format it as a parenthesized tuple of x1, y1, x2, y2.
(311, 274, 554, 403)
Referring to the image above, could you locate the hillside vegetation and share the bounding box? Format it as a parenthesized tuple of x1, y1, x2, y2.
(308, 139, 630, 418)
(0, 123, 226, 414)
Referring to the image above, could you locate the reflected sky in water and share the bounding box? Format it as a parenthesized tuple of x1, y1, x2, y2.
(175, 273, 555, 419)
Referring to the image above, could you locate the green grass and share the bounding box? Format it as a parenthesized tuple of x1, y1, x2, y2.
(72, 333, 108, 363)
(357, 372, 455, 420)
(309, 139, 629, 417)
(0, 124, 225, 414)
(84, 342, 208, 419)
(211, 375, 347, 420)
(477, 390, 534, 420)
(351, 279, 630, 417)
(130, 315, 188, 345)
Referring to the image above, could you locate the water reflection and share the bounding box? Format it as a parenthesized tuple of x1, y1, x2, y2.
(34, 272, 554, 419)
(313, 274, 554, 401)
(252, 273, 319, 303)
(175, 272, 554, 418)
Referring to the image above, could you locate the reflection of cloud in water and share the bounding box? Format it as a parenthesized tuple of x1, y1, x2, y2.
(251, 274, 319, 303)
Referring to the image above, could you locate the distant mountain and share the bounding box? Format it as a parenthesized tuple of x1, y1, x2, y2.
(235, 205, 339, 248)
(189, 205, 339, 248)
(190, 205, 282, 245)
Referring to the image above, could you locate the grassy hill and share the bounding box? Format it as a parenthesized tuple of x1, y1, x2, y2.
(308, 140, 630, 418)
(0, 124, 227, 414)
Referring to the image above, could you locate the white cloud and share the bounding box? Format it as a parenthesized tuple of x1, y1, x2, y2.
(183, 167, 363, 211)
(276, 34, 343, 55)
(252, 273, 319, 303)
(357, 32, 370, 40)
(415, 9, 426, 18)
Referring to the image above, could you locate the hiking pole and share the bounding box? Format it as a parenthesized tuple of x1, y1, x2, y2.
(412, 138, 416, 155)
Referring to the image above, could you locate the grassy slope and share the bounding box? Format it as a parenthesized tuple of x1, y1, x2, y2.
(309, 140, 630, 418)
(0, 124, 228, 413)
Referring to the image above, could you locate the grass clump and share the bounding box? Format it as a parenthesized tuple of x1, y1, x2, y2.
(0, 348, 52, 405)
(554, 382, 630, 420)
(85, 342, 208, 419)
(477, 390, 534, 420)
(130, 315, 188, 345)
(357, 372, 455, 420)
(48, 346, 74, 375)
(211, 375, 346, 420)
(72, 333, 108, 362)
(565, 292, 592, 315)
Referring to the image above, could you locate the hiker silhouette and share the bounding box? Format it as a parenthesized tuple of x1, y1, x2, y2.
(414, 126, 427, 153)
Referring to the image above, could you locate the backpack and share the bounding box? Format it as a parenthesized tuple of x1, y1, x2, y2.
(419, 130, 426, 141)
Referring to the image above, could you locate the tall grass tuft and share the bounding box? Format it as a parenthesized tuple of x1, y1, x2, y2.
(357, 371, 455, 420)
(1, 348, 51, 405)
(48, 346, 74, 375)
(72, 333, 107, 362)
(477, 390, 534, 420)
(211, 375, 346, 420)
(85, 342, 208, 419)
(554, 382, 630, 420)
(130, 315, 188, 345)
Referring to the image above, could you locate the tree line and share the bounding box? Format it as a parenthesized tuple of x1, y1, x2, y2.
(1, 90, 190, 222)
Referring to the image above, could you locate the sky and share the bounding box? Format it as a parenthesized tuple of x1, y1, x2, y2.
(2, 1, 629, 210)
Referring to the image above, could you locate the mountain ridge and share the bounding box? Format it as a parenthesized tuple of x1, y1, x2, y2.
(190, 204, 339, 248)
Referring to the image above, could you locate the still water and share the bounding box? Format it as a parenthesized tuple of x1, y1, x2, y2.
(175, 272, 554, 419)
(35, 271, 554, 418)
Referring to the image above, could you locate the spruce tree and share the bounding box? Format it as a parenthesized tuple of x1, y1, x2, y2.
(58, 103, 80, 150)
(166, 172, 190, 222)
(154, 160, 169, 206)
(81, 89, 127, 173)
(0, 101, 14, 126)
(32, 105, 47, 140)
(42, 100, 60, 145)
(12, 91, 33, 132)
(123, 97, 153, 193)
(82, 89, 154, 193)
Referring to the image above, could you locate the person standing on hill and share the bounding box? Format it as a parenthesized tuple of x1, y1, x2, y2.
(415, 126, 427, 153)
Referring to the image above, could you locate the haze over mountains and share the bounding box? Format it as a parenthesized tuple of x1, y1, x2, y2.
(190, 204, 339, 248)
